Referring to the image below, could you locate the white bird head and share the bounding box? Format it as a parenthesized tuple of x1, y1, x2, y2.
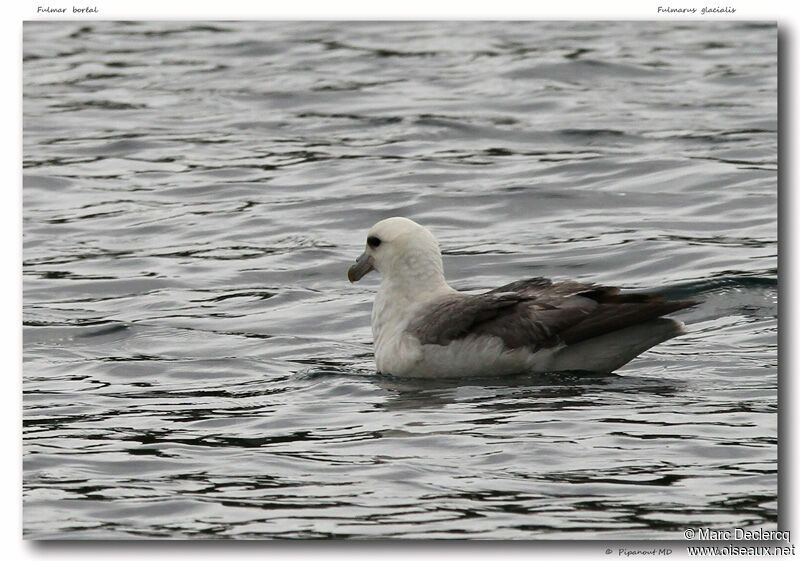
(348, 217, 446, 289)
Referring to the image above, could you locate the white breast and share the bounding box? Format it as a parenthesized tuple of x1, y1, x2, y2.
(371, 286, 423, 376)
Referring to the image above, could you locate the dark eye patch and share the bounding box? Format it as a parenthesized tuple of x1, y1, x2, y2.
(367, 236, 381, 248)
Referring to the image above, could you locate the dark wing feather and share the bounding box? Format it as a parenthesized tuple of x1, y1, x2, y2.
(407, 292, 532, 346)
(470, 294, 597, 348)
(557, 296, 697, 345)
(408, 277, 698, 351)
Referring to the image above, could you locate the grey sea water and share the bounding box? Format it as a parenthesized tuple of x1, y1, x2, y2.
(23, 21, 777, 539)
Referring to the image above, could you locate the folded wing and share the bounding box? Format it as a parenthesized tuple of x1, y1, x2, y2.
(407, 277, 698, 352)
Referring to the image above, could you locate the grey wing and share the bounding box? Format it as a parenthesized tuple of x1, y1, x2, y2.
(408, 277, 698, 351)
(489, 276, 611, 299)
(407, 279, 599, 350)
(473, 279, 603, 348)
(406, 292, 535, 347)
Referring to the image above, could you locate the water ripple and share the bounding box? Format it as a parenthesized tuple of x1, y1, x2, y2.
(23, 20, 776, 539)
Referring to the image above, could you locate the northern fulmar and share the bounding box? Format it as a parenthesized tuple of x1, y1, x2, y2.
(348, 217, 697, 378)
